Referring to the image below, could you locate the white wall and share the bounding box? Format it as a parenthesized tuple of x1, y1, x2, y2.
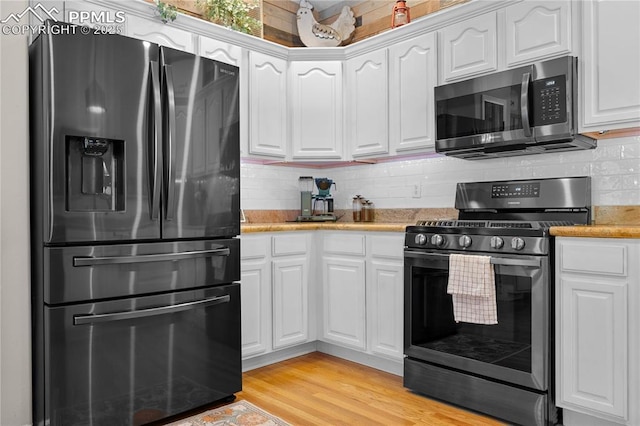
(0, 1, 32, 425)
(240, 136, 640, 211)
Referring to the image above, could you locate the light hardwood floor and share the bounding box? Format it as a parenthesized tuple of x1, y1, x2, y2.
(233, 352, 506, 426)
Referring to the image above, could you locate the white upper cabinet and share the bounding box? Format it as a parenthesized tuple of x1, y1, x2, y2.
(505, 1, 572, 67)
(346, 50, 389, 158)
(248, 51, 288, 158)
(440, 12, 498, 82)
(198, 37, 243, 67)
(125, 15, 195, 53)
(441, 2, 574, 83)
(580, 0, 640, 131)
(389, 32, 438, 154)
(290, 61, 344, 160)
(198, 37, 248, 157)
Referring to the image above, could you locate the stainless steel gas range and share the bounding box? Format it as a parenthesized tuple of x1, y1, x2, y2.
(403, 177, 591, 426)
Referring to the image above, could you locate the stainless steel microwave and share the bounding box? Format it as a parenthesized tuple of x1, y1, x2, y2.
(435, 56, 596, 159)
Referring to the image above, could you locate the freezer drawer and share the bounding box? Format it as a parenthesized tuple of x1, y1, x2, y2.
(35, 284, 241, 426)
(42, 239, 239, 304)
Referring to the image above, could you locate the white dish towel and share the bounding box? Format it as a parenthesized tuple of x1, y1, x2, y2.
(447, 254, 498, 325)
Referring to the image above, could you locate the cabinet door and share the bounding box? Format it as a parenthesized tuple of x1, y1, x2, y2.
(199, 37, 243, 67)
(272, 257, 309, 349)
(290, 61, 343, 159)
(581, 0, 640, 130)
(125, 15, 195, 53)
(556, 239, 633, 423)
(389, 32, 437, 153)
(248, 52, 288, 158)
(440, 12, 497, 82)
(368, 260, 403, 360)
(199, 37, 248, 157)
(558, 276, 627, 420)
(322, 256, 366, 350)
(347, 50, 389, 158)
(240, 258, 271, 358)
(505, 1, 572, 67)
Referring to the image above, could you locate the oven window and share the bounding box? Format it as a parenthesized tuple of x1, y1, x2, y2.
(409, 264, 532, 373)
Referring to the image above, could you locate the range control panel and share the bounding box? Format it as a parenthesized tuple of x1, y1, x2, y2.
(491, 182, 540, 198)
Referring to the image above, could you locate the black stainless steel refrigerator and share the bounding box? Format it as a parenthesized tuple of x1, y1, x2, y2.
(30, 22, 241, 426)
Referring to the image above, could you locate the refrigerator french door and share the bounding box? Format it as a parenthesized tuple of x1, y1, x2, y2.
(30, 22, 241, 426)
(30, 24, 240, 244)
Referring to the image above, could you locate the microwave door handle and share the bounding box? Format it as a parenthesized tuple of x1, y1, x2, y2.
(521, 72, 532, 137)
(163, 64, 177, 221)
(149, 61, 162, 221)
(73, 295, 231, 325)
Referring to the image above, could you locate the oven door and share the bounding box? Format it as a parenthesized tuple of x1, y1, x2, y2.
(404, 249, 549, 391)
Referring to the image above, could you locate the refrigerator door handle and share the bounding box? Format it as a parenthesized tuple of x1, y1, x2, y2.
(163, 64, 177, 221)
(149, 61, 162, 221)
(73, 295, 231, 325)
(73, 247, 231, 266)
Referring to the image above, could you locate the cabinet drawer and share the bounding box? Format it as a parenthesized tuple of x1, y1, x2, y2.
(323, 233, 366, 256)
(241, 236, 268, 260)
(370, 234, 404, 259)
(560, 243, 627, 276)
(272, 234, 308, 256)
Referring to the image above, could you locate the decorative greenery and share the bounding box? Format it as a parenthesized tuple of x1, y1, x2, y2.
(197, 0, 261, 35)
(155, 0, 178, 23)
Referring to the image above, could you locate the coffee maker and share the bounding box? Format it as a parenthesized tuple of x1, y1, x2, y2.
(297, 176, 337, 222)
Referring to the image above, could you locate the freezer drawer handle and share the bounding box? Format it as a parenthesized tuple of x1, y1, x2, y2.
(73, 247, 231, 267)
(73, 294, 231, 326)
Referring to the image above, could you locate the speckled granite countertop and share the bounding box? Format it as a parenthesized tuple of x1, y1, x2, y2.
(241, 222, 410, 233)
(550, 226, 640, 239)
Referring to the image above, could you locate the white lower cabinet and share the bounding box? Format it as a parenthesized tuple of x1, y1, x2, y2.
(241, 231, 405, 372)
(240, 233, 312, 360)
(320, 232, 405, 361)
(556, 237, 640, 426)
(272, 233, 311, 349)
(322, 256, 367, 350)
(240, 235, 271, 357)
(367, 234, 404, 361)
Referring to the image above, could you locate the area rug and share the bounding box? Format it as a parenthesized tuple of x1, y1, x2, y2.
(167, 400, 291, 426)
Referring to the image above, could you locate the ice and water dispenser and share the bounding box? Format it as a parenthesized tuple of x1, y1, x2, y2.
(66, 135, 124, 211)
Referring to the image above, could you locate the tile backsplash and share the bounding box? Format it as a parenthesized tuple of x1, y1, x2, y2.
(241, 136, 640, 211)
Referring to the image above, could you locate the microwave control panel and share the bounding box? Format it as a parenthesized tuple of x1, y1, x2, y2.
(532, 75, 567, 125)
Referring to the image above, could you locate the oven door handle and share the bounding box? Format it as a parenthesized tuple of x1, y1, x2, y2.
(405, 250, 541, 268)
(73, 248, 231, 267)
(73, 295, 231, 326)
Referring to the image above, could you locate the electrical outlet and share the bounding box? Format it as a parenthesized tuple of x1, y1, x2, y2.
(412, 184, 420, 198)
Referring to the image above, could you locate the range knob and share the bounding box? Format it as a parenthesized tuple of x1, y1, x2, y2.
(490, 236, 504, 249)
(431, 234, 445, 247)
(414, 234, 427, 245)
(458, 235, 472, 248)
(511, 237, 526, 251)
